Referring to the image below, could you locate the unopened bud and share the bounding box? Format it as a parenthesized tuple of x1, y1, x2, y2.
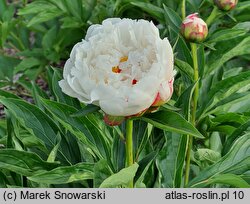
(181, 13, 208, 43)
(214, 0, 238, 11)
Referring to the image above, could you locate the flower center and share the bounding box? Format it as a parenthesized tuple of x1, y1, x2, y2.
(132, 79, 137, 85)
(112, 56, 128, 73)
(112, 66, 122, 73)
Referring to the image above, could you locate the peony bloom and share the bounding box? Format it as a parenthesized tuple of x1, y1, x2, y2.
(214, 0, 238, 11)
(59, 18, 174, 125)
(181, 13, 208, 43)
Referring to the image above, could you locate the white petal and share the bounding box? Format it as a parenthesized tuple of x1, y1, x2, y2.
(159, 82, 171, 101)
(59, 80, 90, 103)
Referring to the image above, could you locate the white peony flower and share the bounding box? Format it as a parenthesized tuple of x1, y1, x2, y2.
(59, 18, 174, 121)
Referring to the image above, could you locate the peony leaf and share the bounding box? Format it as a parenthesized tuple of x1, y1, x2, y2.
(0, 98, 59, 150)
(40, 98, 111, 160)
(0, 97, 70, 163)
(14, 57, 41, 74)
(163, 4, 182, 33)
(205, 36, 250, 75)
(199, 71, 250, 119)
(207, 28, 246, 43)
(142, 110, 204, 138)
(189, 133, 250, 187)
(93, 159, 112, 188)
(156, 132, 187, 187)
(205, 174, 250, 188)
(223, 119, 250, 155)
(28, 163, 94, 184)
(130, 2, 164, 22)
(135, 152, 157, 187)
(0, 55, 20, 81)
(71, 104, 100, 117)
(174, 58, 194, 81)
(100, 163, 139, 188)
(0, 149, 59, 177)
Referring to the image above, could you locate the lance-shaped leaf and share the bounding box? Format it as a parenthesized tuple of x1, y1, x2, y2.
(142, 110, 204, 138)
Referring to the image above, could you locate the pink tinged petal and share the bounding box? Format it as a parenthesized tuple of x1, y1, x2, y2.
(186, 13, 199, 19)
(146, 106, 159, 113)
(151, 78, 174, 107)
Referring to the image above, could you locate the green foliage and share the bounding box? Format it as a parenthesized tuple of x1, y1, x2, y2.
(0, 0, 250, 188)
(100, 163, 139, 188)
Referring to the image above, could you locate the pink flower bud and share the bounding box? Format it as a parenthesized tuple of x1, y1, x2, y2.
(214, 0, 238, 11)
(104, 114, 125, 126)
(181, 13, 208, 43)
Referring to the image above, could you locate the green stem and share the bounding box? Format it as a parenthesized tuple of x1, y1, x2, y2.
(185, 43, 199, 186)
(206, 7, 220, 27)
(181, 0, 186, 20)
(126, 119, 134, 188)
(191, 43, 199, 124)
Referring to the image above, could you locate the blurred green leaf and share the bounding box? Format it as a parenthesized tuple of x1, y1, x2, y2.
(0, 98, 70, 163)
(202, 174, 250, 188)
(205, 36, 250, 75)
(47, 133, 61, 163)
(233, 22, 250, 32)
(156, 132, 186, 187)
(0, 0, 7, 20)
(163, 4, 182, 33)
(175, 58, 194, 81)
(0, 90, 20, 99)
(14, 58, 41, 73)
(0, 149, 59, 177)
(176, 81, 198, 120)
(27, 8, 64, 27)
(40, 98, 111, 160)
(0, 98, 58, 151)
(100, 163, 139, 188)
(0, 56, 20, 80)
(135, 151, 157, 187)
(200, 71, 250, 118)
(94, 159, 112, 187)
(223, 119, 250, 155)
(130, 2, 164, 22)
(189, 133, 250, 187)
(28, 163, 94, 184)
(207, 29, 247, 43)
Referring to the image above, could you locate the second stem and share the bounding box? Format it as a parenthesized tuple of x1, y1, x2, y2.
(126, 119, 134, 188)
(185, 43, 199, 186)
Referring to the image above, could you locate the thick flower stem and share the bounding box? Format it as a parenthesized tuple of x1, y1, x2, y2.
(191, 43, 199, 124)
(185, 43, 199, 186)
(181, 0, 186, 20)
(206, 7, 220, 27)
(126, 119, 134, 188)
